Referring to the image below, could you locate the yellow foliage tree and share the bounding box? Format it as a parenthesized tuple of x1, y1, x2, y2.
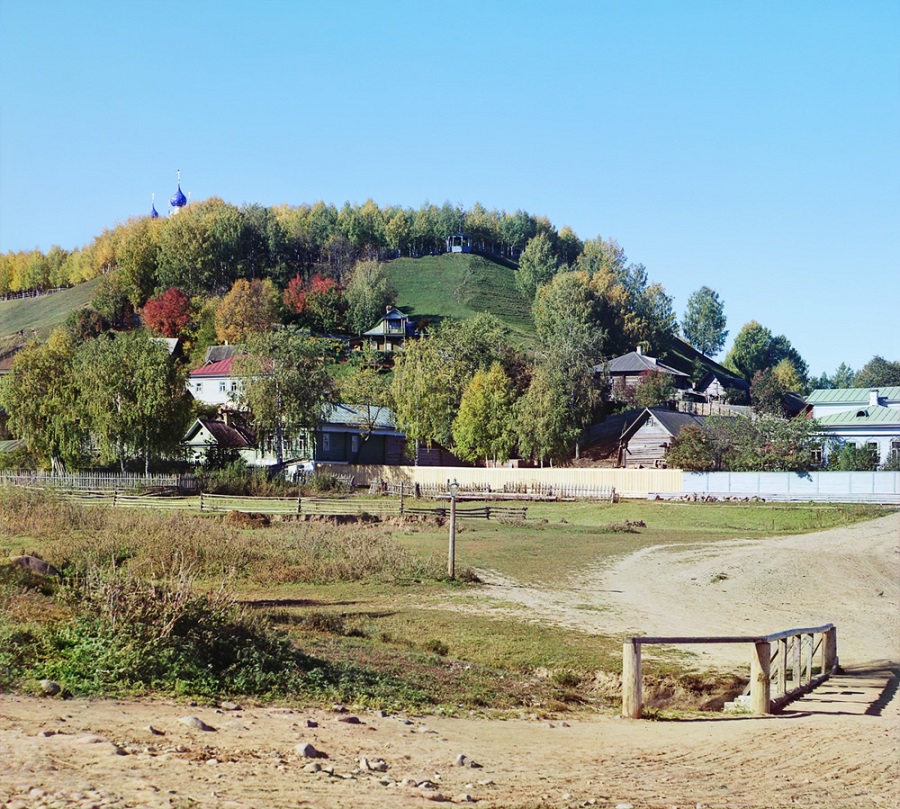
(215, 278, 279, 343)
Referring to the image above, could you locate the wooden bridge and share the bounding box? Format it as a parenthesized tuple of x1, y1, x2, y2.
(622, 623, 838, 718)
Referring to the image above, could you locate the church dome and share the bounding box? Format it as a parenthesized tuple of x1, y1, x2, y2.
(170, 184, 187, 208)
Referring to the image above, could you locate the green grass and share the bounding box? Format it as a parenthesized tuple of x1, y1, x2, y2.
(0, 277, 101, 346)
(0, 488, 890, 711)
(385, 253, 535, 342)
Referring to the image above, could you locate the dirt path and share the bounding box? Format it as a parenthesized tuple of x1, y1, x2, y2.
(2, 513, 898, 809)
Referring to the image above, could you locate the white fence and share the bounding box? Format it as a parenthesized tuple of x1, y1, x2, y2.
(680, 471, 900, 504)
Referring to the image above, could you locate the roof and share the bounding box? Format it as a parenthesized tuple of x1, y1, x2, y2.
(186, 418, 256, 448)
(815, 405, 900, 427)
(696, 370, 750, 392)
(150, 337, 181, 355)
(620, 407, 707, 442)
(362, 307, 412, 336)
(806, 386, 900, 405)
(323, 403, 399, 431)
(204, 345, 241, 364)
(189, 356, 237, 377)
(598, 351, 690, 378)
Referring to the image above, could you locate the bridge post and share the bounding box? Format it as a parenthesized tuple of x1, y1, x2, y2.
(750, 640, 771, 714)
(823, 626, 838, 672)
(622, 640, 642, 718)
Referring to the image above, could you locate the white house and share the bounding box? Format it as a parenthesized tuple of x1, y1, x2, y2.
(187, 355, 244, 408)
(807, 387, 900, 466)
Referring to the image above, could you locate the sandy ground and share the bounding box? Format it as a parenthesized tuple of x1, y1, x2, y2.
(2, 512, 898, 809)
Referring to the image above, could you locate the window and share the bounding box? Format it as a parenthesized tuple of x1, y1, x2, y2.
(866, 442, 879, 462)
(351, 434, 359, 454)
(219, 381, 226, 393)
(322, 433, 330, 452)
(230, 381, 238, 391)
(811, 444, 823, 466)
(194, 382, 202, 393)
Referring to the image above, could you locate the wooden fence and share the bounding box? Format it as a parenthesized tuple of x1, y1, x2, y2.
(8, 485, 525, 521)
(0, 471, 200, 493)
(622, 623, 838, 718)
(375, 479, 614, 502)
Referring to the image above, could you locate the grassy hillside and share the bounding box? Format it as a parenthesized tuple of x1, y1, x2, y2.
(385, 253, 534, 342)
(658, 333, 739, 384)
(0, 277, 101, 348)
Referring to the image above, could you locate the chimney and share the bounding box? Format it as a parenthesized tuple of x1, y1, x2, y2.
(636, 345, 643, 355)
(869, 389, 880, 407)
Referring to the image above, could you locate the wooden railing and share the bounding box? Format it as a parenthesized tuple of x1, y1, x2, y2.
(622, 624, 838, 718)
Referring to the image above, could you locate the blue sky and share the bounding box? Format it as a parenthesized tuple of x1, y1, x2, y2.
(1, 0, 897, 376)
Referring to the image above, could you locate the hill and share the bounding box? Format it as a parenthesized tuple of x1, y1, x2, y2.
(0, 277, 101, 351)
(385, 252, 534, 342)
(658, 333, 738, 383)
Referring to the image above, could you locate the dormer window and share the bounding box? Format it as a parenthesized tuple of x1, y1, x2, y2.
(856, 410, 868, 418)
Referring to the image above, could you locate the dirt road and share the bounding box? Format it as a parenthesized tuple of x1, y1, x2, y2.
(2, 513, 898, 808)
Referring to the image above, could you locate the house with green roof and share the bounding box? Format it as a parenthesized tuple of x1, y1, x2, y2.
(807, 387, 900, 467)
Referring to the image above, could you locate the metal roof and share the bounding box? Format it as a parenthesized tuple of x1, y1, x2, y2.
(324, 403, 398, 430)
(189, 356, 237, 377)
(600, 351, 690, 377)
(815, 405, 900, 427)
(806, 386, 900, 404)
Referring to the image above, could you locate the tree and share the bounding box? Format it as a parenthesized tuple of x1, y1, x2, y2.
(724, 321, 808, 384)
(0, 330, 86, 471)
(634, 369, 676, 408)
(216, 278, 280, 343)
(826, 442, 879, 472)
(808, 362, 856, 390)
(65, 308, 107, 342)
(750, 367, 789, 417)
(232, 328, 335, 466)
(77, 332, 193, 472)
(682, 286, 728, 357)
(452, 364, 517, 464)
(666, 413, 820, 472)
(91, 272, 132, 328)
(514, 364, 582, 466)
(116, 216, 161, 306)
(854, 356, 900, 388)
(142, 288, 193, 338)
(284, 273, 347, 334)
(337, 350, 393, 459)
(515, 232, 558, 299)
(344, 260, 397, 334)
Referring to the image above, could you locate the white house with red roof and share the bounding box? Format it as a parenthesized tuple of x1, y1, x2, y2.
(188, 355, 245, 407)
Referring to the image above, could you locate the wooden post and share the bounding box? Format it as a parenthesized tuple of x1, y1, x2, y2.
(776, 638, 787, 697)
(804, 633, 814, 685)
(750, 640, 772, 715)
(791, 635, 801, 689)
(297, 494, 302, 515)
(823, 626, 838, 673)
(448, 493, 457, 579)
(399, 482, 404, 516)
(200, 491, 204, 512)
(622, 640, 642, 718)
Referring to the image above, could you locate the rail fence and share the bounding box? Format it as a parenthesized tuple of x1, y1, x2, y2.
(622, 623, 838, 718)
(6, 484, 525, 521)
(0, 471, 200, 493)
(375, 479, 614, 502)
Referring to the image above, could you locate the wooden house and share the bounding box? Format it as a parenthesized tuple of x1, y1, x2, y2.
(694, 370, 750, 403)
(596, 347, 692, 401)
(358, 307, 416, 352)
(617, 407, 706, 468)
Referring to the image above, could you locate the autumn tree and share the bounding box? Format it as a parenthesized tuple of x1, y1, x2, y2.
(284, 273, 347, 334)
(750, 367, 789, 417)
(344, 260, 397, 334)
(452, 364, 517, 464)
(337, 349, 393, 459)
(231, 328, 335, 466)
(682, 286, 728, 356)
(0, 330, 86, 471)
(142, 288, 193, 337)
(216, 278, 280, 343)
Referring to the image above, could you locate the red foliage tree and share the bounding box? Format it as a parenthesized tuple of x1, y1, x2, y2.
(142, 288, 193, 337)
(283, 273, 346, 333)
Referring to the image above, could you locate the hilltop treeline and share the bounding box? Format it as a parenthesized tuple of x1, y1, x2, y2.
(0, 199, 584, 301)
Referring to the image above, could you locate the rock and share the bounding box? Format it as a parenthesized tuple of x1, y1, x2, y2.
(421, 791, 448, 802)
(303, 761, 321, 773)
(179, 716, 215, 731)
(615, 803, 634, 809)
(296, 742, 324, 759)
(219, 701, 241, 711)
(360, 756, 388, 772)
(36, 729, 56, 737)
(145, 725, 165, 735)
(454, 794, 475, 803)
(337, 715, 362, 724)
(453, 753, 482, 768)
(39, 679, 61, 696)
(11, 555, 60, 577)
(304, 719, 318, 728)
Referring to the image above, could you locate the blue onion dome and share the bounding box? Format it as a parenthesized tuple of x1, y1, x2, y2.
(170, 184, 187, 208)
(170, 169, 188, 208)
(150, 194, 160, 218)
